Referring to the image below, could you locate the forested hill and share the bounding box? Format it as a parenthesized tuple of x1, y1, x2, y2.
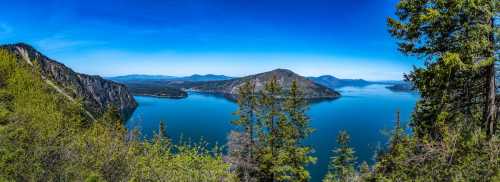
(0, 43, 137, 120)
(168, 68, 341, 99)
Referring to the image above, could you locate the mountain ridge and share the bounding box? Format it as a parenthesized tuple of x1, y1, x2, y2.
(0, 43, 138, 120)
(111, 73, 406, 90)
(109, 74, 233, 83)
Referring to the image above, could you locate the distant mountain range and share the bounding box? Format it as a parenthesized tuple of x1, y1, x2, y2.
(110, 74, 405, 89)
(110, 70, 413, 99)
(112, 69, 341, 99)
(307, 75, 409, 90)
(109, 74, 233, 83)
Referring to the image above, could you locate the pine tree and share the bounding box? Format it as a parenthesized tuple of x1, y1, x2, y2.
(154, 120, 170, 145)
(388, 0, 499, 137)
(159, 120, 167, 138)
(359, 161, 371, 181)
(372, 110, 411, 181)
(370, 1, 500, 180)
(256, 76, 284, 181)
(229, 80, 258, 181)
(281, 80, 316, 181)
(285, 80, 314, 140)
(323, 130, 357, 182)
(231, 78, 317, 181)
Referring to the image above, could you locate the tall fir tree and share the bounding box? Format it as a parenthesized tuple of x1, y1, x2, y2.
(229, 80, 258, 182)
(388, 0, 499, 137)
(323, 130, 357, 182)
(231, 78, 317, 181)
(282, 80, 316, 181)
(370, 0, 500, 180)
(256, 76, 285, 181)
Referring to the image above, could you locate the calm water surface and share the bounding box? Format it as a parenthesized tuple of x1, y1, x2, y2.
(126, 84, 419, 181)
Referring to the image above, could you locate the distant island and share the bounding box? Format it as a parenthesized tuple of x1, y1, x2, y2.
(386, 82, 416, 92)
(126, 83, 188, 99)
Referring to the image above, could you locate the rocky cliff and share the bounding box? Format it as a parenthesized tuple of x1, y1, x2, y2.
(0, 43, 137, 120)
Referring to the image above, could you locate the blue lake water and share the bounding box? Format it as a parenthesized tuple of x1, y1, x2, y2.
(126, 84, 419, 181)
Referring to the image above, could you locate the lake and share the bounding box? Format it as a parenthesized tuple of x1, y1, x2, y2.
(126, 84, 419, 181)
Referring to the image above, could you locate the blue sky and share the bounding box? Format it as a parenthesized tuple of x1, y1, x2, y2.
(0, 0, 419, 80)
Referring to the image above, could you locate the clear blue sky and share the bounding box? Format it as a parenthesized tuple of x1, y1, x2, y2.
(0, 0, 420, 80)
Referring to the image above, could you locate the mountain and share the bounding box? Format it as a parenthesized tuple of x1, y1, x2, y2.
(108, 75, 177, 83)
(308, 75, 372, 89)
(170, 69, 340, 99)
(109, 74, 233, 83)
(0, 43, 138, 120)
(308, 75, 412, 93)
(180, 74, 233, 82)
(109, 74, 233, 98)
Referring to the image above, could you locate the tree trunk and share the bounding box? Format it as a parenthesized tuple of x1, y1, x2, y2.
(485, 15, 497, 136)
(485, 62, 496, 136)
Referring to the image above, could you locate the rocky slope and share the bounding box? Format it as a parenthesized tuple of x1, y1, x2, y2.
(170, 69, 340, 99)
(0, 43, 137, 120)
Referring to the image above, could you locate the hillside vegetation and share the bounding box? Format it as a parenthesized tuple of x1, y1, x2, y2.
(0, 49, 236, 181)
(1, 0, 500, 181)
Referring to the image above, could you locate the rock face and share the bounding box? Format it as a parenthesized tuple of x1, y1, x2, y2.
(1, 43, 137, 120)
(176, 69, 340, 99)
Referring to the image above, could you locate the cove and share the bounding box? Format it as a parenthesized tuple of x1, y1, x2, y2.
(126, 84, 419, 181)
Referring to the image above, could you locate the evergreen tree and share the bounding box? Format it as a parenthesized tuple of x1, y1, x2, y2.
(153, 120, 170, 146)
(372, 110, 411, 181)
(359, 161, 371, 181)
(388, 0, 499, 137)
(323, 130, 357, 182)
(281, 80, 316, 181)
(229, 80, 258, 181)
(256, 76, 285, 181)
(231, 79, 317, 181)
(285, 80, 314, 140)
(369, 0, 500, 180)
(159, 120, 167, 138)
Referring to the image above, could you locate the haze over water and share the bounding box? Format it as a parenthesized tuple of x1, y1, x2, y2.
(127, 84, 419, 181)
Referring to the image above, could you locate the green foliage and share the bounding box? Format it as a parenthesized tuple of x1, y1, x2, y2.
(228, 80, 259, 181)
(364, 0, 500, 181)
(323, 130, 357, 182)
(388, 0, 499, 138)
(229, 78, 316, 181)
(0, 49, 236, 181)
(372, 123, 499, 181)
